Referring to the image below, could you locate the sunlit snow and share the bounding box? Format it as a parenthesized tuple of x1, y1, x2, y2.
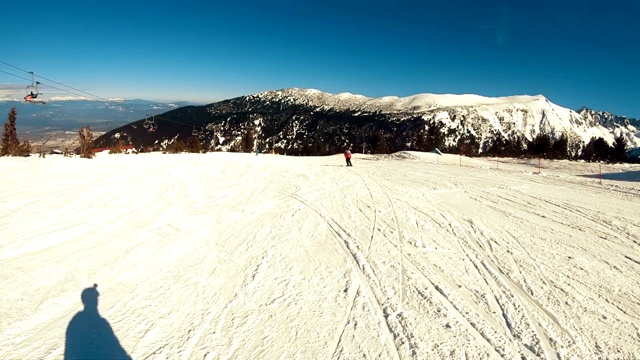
(1, 151, 639, 359)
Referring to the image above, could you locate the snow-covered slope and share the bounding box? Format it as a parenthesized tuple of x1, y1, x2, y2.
(1, 152, 640, 359)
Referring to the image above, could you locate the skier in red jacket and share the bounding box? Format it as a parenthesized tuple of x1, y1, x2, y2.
(344, 149, 352, 167)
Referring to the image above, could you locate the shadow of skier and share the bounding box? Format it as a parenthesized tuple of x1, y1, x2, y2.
(64, 284, 131, 360)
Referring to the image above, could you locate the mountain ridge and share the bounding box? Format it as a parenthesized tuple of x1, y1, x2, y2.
(91, 88, 639, 160)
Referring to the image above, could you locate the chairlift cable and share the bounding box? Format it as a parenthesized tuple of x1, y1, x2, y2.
(3, 67, 206, 130)
(41, 82, 92, 99)
(35, 73, 109, 101)
(2, 61, 215, 133)
(0, 69, 32, 83)
(1, 67, 96, 100)
(0, 60, 108, 101)
(143, 114, 208, 131)
(0, 60, 31, 75)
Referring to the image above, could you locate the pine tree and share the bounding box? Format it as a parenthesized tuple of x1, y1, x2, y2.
(414, 129, 426, 151)
(581, 137, 596, 161)
(241, 130, 255, 152)
(186, 136, 203, 153)
(551, 134, 569, 159)
(79, 126, 95, 158)
(1, 123, 11, 156)
(79, 128, 85, 156)
(109, 140, 127, 154)
(7, 107, 18, 152)
(582, 137, 611, 162)
(486, 133, 507, 156)
(527, 133, 553, 158)
(16, 140, 31, 157)
(425, 122, 445, 151)
(593, 137, 611, 162)
(168, 139, 186, 153)
(612, 134, 628, 163)
(373, 130, 389, 154)
(456, 133, 479, 157)
(1, 107, 20, 156)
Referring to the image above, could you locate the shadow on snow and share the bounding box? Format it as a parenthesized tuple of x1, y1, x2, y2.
(64, 284, 131, 360)
(580, 170, 640, 182)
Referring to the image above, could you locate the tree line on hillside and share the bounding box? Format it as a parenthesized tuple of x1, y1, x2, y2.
(5, 107, 636, 163)
(133, 114, 637, 163)
(246, 113, 635, 163)
(92, 105, 638, 162)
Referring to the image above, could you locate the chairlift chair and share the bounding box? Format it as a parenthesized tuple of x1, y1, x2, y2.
(192, 126, 207, 136)
(145, 115, 157, 132)
(24, 72, 45, 104)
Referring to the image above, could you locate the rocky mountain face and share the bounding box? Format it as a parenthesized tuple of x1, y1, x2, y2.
(93, 88, 640, 158)
(578, 107, 640, 140)
(578, 107, 640, 127)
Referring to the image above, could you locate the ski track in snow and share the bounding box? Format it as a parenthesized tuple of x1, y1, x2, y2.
(1, 152, 640, 359)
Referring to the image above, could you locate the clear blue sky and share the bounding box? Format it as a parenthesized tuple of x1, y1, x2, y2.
(1, 0, 639, 117)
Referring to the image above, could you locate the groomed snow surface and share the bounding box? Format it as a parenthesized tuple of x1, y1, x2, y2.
(2, 151, 640, 360)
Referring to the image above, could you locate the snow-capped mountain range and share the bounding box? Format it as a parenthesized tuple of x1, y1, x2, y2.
(92, 88, 639, 159)
(245, 88, 638, 147)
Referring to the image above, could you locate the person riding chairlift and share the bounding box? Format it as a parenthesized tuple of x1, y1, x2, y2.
(24, 91, 37, 102)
